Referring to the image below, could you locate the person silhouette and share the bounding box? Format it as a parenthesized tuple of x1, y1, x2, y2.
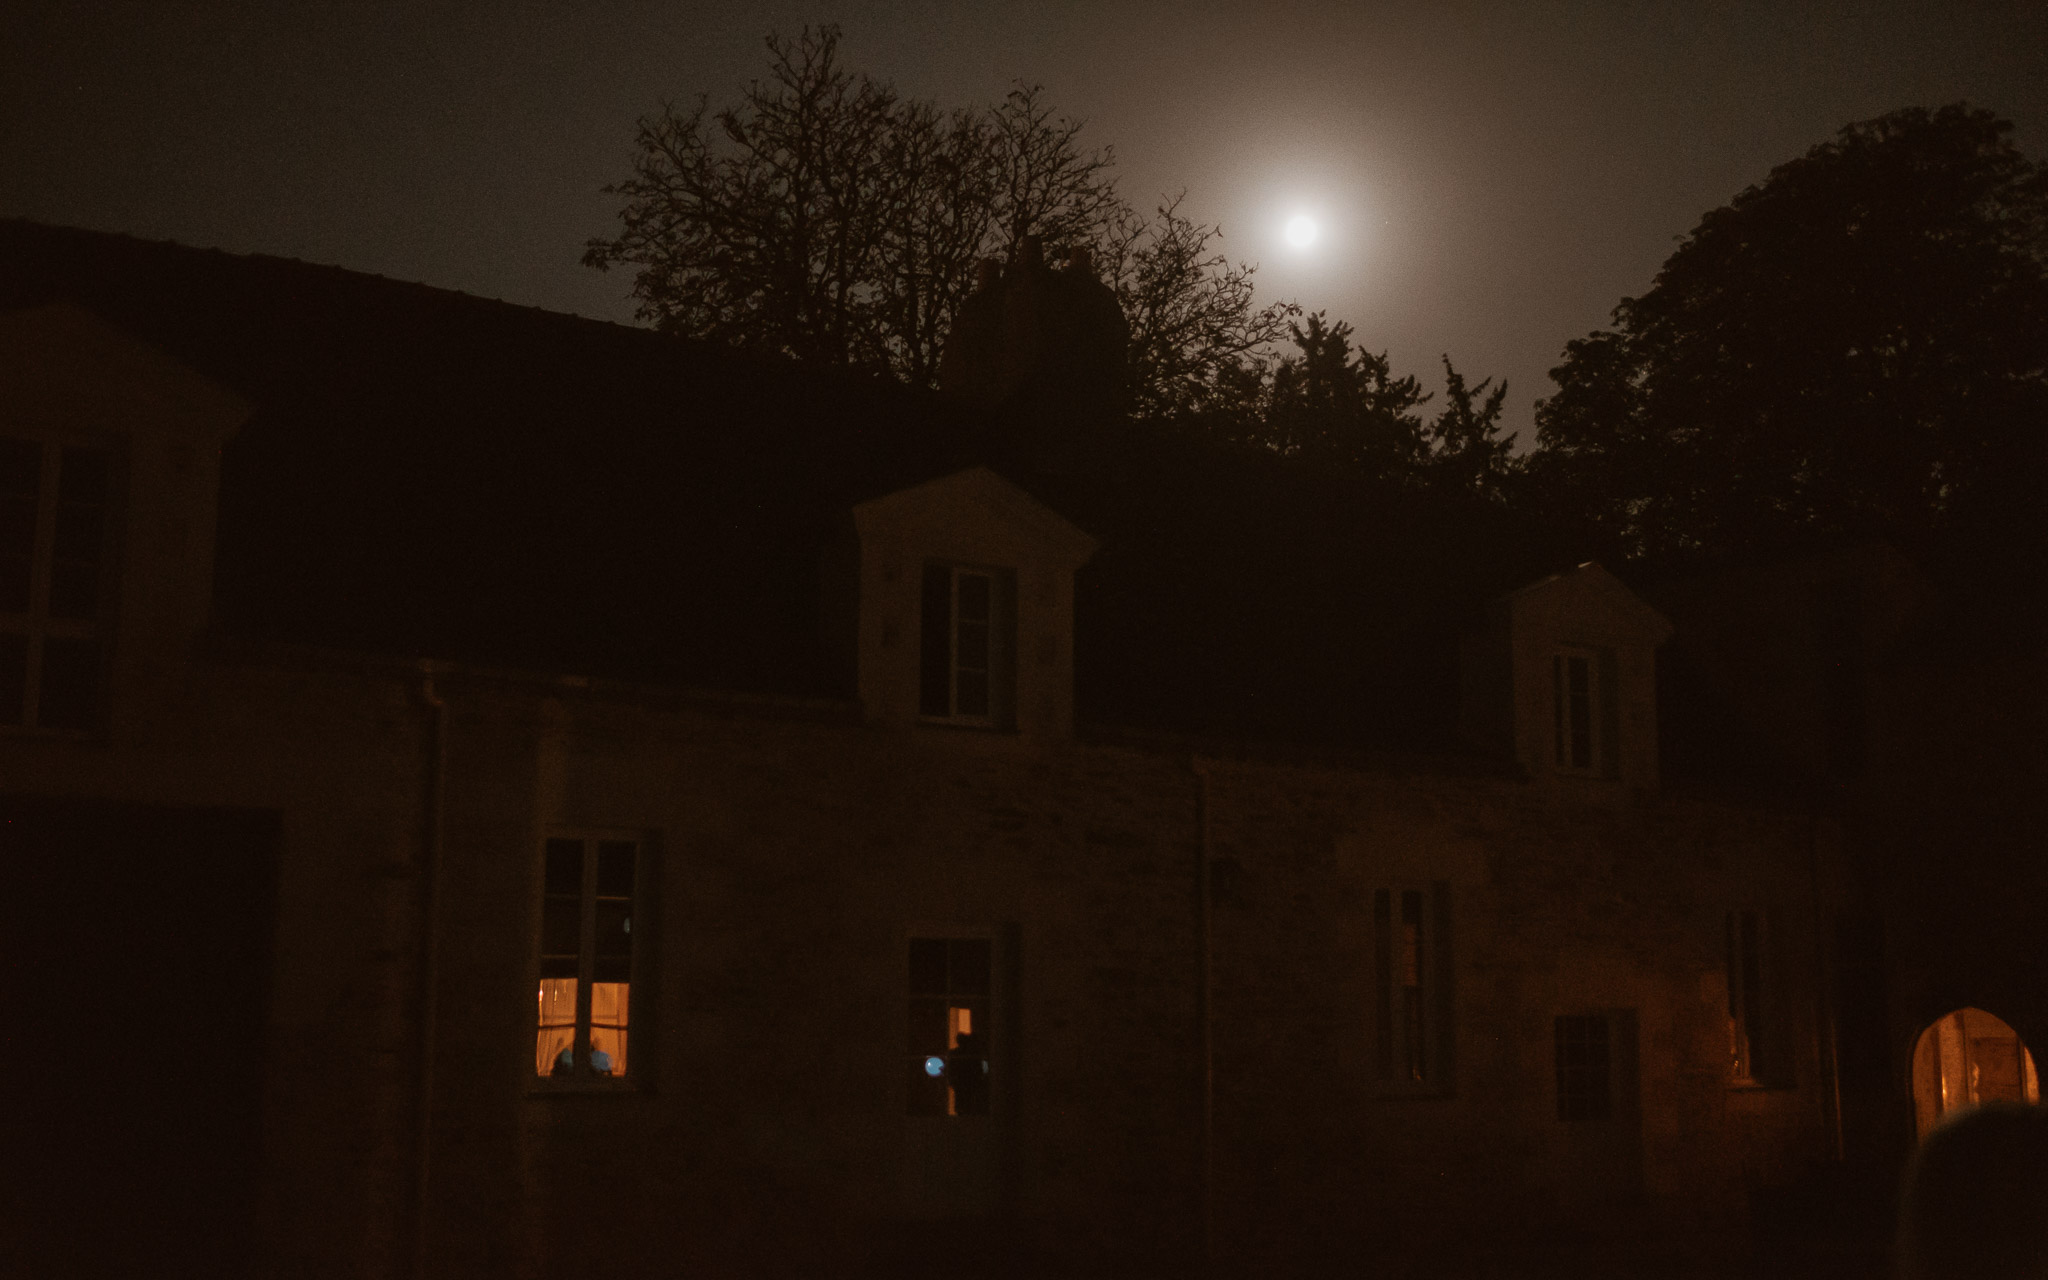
(551, 1041, 614, 1077)
(947, 1029, 989, 1116)
(1897, 1102, 2048, 1280)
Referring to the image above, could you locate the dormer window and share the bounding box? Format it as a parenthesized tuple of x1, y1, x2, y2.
(1550, 646, 1624, 778)
(1551, 649, 1598, 772)
(850, 467, 1094, 738)
(919, 562, 1015, 727)
(2, 436, 110, 731)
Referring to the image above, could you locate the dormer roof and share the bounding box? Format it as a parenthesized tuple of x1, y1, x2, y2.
(0, 303, 250, 442)
(853, 465, 1098, 568)
(1500, 561, 1674, 647)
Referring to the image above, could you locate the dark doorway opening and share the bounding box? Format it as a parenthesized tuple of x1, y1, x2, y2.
(0, 795, 280, 1279)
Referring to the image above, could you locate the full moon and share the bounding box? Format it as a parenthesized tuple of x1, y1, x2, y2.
(1284, 214, 1319, 249)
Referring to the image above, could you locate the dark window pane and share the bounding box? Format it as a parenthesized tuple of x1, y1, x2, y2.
(594, 900, 632, 957)
(0, 632, 24, 725)
(37, 637, 98, 730)
(907, 996, 950, 1055)
(544, 839, 584, 894)
(957, 619, 989, 672)
(52, 500, 102, 562)
(58, 448, 108, 504)
(1568, 656, 1593, 768)
(1401, 889, 1426, 1081)
(956, 572, 990, 623)
(1739, 913, 1764, 1070)
(48, 558, 98, 620)
(1374, 889, 1393, 1079)
(539, 955, 579, 979)
(950, 1059, 990, 1115)
(0, 494, 35, 557)
(1552, 656, 1566, 764)
(919, 564, 952, 716)
(593, 955, 632, 984)
(948, 938, 991, 995)
(0, 492, 35, 612)
(909, 937, 948, 994)
(1555, 1015, 1612, 1121)
(955, 668, 989, 718)
(0, 439, 39, 498)
(541, 895, 581, 957)
(596, 841, 637, 896)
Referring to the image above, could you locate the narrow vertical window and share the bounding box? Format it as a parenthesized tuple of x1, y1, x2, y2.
(907, 937, 991, 1117)
(0, 438, 108, 731)
(535, 836, 637, 1081)
(1551, 650, 1597, 772)
(1400, 889, 1426, 1082)
(1555, 1014, 1612, 1120)
(917, 563, 1014, 726)
(1727, 909, 1766, 1083)
(1374, 883, 1452, 1090)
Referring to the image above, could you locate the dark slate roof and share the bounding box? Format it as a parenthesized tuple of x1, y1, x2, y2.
(0, 220, 1582, 751)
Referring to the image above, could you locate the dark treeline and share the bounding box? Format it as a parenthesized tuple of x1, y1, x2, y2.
(591, 33, 2048, 630)
(585, 26, 1520, 499)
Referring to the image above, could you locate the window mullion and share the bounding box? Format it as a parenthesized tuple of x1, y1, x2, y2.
(21, 446, 57, 727)
(949, 568, 962, 717)
(577, 841, 598, 1075)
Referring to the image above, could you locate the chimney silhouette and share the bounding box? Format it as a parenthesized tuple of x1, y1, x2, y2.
(938, 234, 1129, 428)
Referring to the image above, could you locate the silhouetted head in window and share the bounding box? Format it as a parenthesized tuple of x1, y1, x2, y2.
(1899, 1103, 2048, 1280)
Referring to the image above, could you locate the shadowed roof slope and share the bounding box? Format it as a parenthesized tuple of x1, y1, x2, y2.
(0, 220, 1580, 749)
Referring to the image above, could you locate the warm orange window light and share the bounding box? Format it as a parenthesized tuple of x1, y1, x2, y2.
(1913, 1008, 2040, 1139)
(535, 837, 636, 1079)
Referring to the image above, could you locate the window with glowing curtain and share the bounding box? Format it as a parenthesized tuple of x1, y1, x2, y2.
(536, 836, 638, 1082)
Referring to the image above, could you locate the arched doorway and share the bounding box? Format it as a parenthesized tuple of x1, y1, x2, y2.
(1912, 1008, 2040, 1139)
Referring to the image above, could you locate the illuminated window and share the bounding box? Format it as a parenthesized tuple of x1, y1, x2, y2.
(535, 836, 640, 1083)
(1555, 1015, 1612, 1121)
(1, 437, 110, 732)
(1374, 883, 1452, 1091)
(907, 937, 991, 1117)
(919, 564, 1015, 727)
(1727, 909, 1768, 1084)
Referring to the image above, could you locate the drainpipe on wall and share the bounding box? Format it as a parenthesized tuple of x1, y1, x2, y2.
(410, 665, 449, 1280)
(1190, 756, 1214, 1274)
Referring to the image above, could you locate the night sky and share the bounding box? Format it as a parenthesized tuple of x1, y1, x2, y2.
(5, 1, 2044, 443)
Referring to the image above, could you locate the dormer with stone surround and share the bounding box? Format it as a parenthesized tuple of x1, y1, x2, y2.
(1460, 562, 1675, 789)
(0, 305, 248, 733)
(850, 466, 1097, 739)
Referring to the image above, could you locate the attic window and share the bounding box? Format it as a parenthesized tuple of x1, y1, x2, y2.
(1, 437, 110, 732)
(1551, 647, 1619, 776)
(919, 563, 1015, 727)
(1552, 651, 1595, 770)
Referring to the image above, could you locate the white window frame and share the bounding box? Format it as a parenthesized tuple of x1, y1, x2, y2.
(919, 561, 1013, 728)
(1550, 647, 1601, 774)
(1, 435, 111, 733)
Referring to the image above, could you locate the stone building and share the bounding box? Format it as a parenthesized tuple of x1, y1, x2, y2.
(2, 220, 1995, 1279)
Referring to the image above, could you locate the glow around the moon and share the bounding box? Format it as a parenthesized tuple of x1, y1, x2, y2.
(1284, 213, 1319, 249)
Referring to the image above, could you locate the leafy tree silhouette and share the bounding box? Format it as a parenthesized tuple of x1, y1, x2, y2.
(1526, 104, 2048, 595)
(585, 26, 1291, 414)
